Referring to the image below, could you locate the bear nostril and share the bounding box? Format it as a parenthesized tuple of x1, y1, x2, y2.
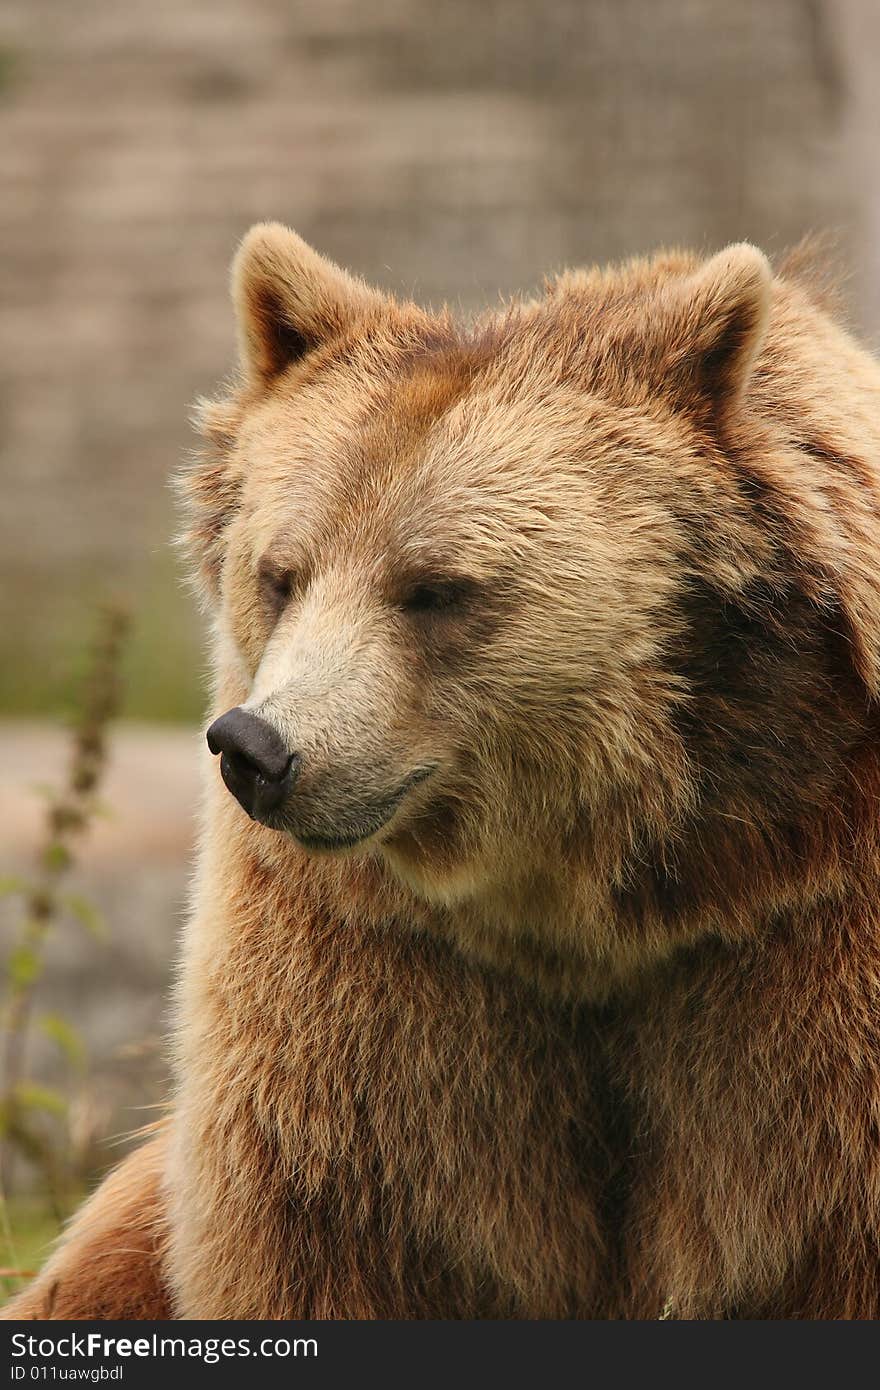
(224, 747, 266, 784)
(206, 707, 298, 820)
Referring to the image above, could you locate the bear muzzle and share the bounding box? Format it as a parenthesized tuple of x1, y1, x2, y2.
(206, 705, 435, 848)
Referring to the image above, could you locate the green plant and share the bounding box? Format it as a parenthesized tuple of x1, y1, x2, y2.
(0, 605, 129, 1215)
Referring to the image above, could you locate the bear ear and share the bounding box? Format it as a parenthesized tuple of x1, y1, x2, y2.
(231, 222, 385, 390)
(654, 243, 772, 435)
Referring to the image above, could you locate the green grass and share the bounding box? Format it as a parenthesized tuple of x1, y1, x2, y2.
(0, 1197, 67, 1307)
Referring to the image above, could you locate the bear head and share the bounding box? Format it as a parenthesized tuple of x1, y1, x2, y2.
(180, 224, 880, 997)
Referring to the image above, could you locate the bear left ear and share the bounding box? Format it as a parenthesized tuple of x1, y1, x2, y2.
(231, 222, 386, 391)
(653, 243, 772, 436)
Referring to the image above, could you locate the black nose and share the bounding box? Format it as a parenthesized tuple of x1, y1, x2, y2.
(206, 707, 298, 822)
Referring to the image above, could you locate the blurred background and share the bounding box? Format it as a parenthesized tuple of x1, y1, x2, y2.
(2, 0, 880, 1276)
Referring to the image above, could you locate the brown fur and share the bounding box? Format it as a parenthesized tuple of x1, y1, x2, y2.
(6, 225, 880, 1319)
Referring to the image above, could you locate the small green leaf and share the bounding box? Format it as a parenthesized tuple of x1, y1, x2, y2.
(43, 843, 71, 873)
(0, 875, 28, 899)
(6, 945, 42, 988)
(61, 894, 105, 940)
(39, 1013, 86, 1068)
(13, 1083, 66, 1117)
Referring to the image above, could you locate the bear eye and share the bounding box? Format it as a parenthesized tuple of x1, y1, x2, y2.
(259, 565, 295, 613)
(402, 580, 466, 615)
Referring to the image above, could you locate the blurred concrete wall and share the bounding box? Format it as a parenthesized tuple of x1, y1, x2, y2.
(2, 0, 880, 720)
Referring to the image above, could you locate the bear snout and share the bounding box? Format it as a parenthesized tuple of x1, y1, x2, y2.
(206, 705, 300, 822)
(207, 704, 434, 848)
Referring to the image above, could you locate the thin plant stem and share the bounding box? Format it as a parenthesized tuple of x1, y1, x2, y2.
(0, 605, 128, 1198)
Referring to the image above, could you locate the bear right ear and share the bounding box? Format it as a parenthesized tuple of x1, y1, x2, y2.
(651, 243, 772, 438)
(231, 223, 385, 390)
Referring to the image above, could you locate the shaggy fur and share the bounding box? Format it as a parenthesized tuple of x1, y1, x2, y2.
(5, 226, 880, 1319)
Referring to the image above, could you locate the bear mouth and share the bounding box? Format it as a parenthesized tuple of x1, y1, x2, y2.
(267, 766, 436, 852)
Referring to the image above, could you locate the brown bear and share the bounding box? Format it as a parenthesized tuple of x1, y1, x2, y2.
(5, 225, 880, 1319)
